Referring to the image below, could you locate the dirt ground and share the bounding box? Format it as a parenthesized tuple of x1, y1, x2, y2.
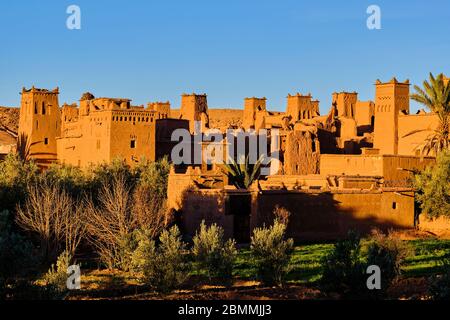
(66, 270, 433, 301)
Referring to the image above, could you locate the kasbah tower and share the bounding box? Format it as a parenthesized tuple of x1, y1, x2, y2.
(18, 87, 61, 167)
(373, 78, 410, 155)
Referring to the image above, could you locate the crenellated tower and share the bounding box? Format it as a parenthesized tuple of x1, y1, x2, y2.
(373, 78, 410, 155)
(286, 93, 319, 122)
(180, 93, 209, 133)
(18, 86, 61, 166)
(243, 97, 267, 130)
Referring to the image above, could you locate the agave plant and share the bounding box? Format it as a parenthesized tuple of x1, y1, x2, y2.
(221, 154, 265, 189)
(16, 133, 33, 161)
(404, 73, 450, 155)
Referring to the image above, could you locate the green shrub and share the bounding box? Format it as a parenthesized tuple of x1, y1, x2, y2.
(0, 210, 37, 299)
(250, 219, 294, 286)
(135, 156, 170, 198)
(429, 256, 450, 300)
(41, 251, 72, 299)
(320, 231, 366, 298)
(365, 231, 411, 297)
(40, 164, 87, 197)
(415, 149, 450, 219)
(131, 226, 189, 293)
(39, 251, 76, 300)
(0, 153, 39, 212)
(192, 221, 237, 281)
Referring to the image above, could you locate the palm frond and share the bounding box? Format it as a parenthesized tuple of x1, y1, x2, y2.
(410, 72, 450, 155)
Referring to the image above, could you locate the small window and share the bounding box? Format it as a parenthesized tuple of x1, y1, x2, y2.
(130, 140, 136, 149)
(42, 102, 46, 115)
(44, 138, 49, 145)
(34, 102, 38, 114)
(207, 164, 213, 171)
(392, 202, 397, 210)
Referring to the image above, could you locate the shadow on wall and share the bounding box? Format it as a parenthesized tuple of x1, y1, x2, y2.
(175, 187, 415, 243)
(253, 191, 413, 242)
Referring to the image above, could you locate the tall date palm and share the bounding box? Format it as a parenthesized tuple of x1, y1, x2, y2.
(405, 73, 450, 155)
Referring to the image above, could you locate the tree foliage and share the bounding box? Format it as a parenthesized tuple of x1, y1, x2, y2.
(415, 149, 450, 219)
(407, 73, 450, 155)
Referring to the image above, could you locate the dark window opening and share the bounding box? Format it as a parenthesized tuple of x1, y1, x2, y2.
(44, 138, 49, 145)
(392, 202, 397, 210)
(42, 102, 46, 115)
(130, 140, 136, 149)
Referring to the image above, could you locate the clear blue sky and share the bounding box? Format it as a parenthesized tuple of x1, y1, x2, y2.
(1, 0, 449, 114)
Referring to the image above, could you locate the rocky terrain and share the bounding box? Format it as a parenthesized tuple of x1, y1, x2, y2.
(0, 106, 19, 133)
(0, 106, 19, 147)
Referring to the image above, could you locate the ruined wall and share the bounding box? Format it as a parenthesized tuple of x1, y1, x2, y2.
(180, 94, 209, 133)
(284, 130, 320, 175)
(332, 92, 358, 119)
(286, 93, 318, 122)
(243, 97, 267, 130)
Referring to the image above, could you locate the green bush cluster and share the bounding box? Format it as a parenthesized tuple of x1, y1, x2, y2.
(130, 226, 190, 293)
(192, 221, 237, 281)
(0, 155, 171, 299)
(0, 210, 37, 299)
(415, 149, 450, 219)
(428, 256, 450, 300)
(250, 219, 294, 287)
(41, 251, 73, 300)
(320, 230, 411, 299)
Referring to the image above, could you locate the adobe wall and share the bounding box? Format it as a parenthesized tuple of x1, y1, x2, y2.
(284, 130, 320, 175)
(176, 186, 416, 242)
(155, 118, 190, 161)
(320, 154, 435, 183)
(418, 216, 450, 238)
(252, 189, 415, 241)
(355, 101, 374, 135)
(18, 88, 61, 166)
(397, 113, 440, 156)
(177, 189, 235, 240)
(57, 109, 157, 167)
(109, 109, 156, 163)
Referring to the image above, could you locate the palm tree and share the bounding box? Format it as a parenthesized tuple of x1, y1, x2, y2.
(220, 155, 265, 189)
(405, 73, 450, 155)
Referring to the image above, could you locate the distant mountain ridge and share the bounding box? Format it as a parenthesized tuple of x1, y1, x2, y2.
(0, 106, 19, 134)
